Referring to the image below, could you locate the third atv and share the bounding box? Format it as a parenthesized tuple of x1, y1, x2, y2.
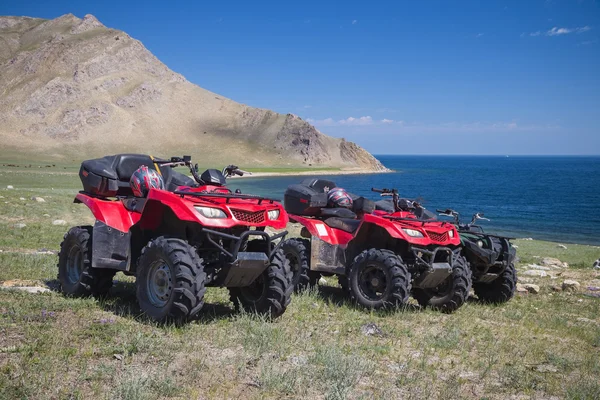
(437, 209, 517, 303)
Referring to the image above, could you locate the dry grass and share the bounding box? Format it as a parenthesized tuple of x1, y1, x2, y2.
(1, 167, 600, 399)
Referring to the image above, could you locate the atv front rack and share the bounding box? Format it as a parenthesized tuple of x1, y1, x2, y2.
(383, 215, 451, 227)
(174, 190, 280, 204)
(202, 228, 287, 261)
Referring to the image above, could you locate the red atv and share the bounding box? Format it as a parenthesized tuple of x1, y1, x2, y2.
(57, 154, 292, 322)
(281, 179, 471, 312)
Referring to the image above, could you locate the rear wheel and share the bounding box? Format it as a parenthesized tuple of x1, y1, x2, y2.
(413, 255, 472, 313)
(229, 248, 293, 318)
(136, 237, 207, 323)
(348, 249, 411, 309)
(281, 238, 320, 292)
(474, 263, 517, 303)
(57, 226, 116, 297)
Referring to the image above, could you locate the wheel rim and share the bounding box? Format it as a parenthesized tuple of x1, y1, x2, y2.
(146, 260, 173, 308)
(240, 273, 267, 303)
(66, 245, 84, 284)
(358, 264, 388, 301)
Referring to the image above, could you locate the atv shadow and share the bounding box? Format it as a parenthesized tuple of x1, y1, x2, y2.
(314, 284, 421, 313)
(99, 280, 236, 325)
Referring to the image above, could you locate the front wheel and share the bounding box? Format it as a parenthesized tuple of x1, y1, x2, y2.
(473, 263, 517, 303)
(348, 249, 411, 309)
(413, 255, 472, 313)
(281, 238, 320, 292)
(136, 237, 207, 323)
(229, 249, 293, 318)
(57, 226, 116, 297)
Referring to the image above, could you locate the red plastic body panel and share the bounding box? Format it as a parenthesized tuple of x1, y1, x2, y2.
(76, 184, 288, 233)
(75, 193, 140, 233)
(289, 215, 355, 246)
(364, 212, 461, 247)
(289, 210, 460, 247)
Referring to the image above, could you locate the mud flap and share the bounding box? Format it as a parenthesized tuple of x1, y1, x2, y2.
(413, 262, 452, 289)
(310, 237, 346, 274)
(92, 220, 131, 271)
(222, 252, 269, 287)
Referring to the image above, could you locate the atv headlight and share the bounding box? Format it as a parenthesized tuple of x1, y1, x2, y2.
(448, 230, 455, 238)
(267, 209, 280, 220)
(477, 240, 484, 248)
(403, 228, 424, 238)
(195, 206, 227, 219)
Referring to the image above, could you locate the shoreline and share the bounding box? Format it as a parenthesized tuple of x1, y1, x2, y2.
(229, 168, 394, 179)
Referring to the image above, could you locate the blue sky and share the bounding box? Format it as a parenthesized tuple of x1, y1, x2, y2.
(2, 0, 600, 155)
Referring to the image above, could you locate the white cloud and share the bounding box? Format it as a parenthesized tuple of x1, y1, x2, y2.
(307, 116, 401, 127)
(541, 26, 592, 36)
(476, 33, 484, 38)
(340, 116, 373, 125)
(306, 117, 558, 132)
(352, 20, 358, 25)
(303, 105, 312, 109)
(530, 31, 542, 37)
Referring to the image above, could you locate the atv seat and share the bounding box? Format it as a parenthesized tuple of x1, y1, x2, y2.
(320, 207, 357, 219)
(80, 154, 195, 197)
(324, 217, 362, 233)
(375, 199, 395, 212)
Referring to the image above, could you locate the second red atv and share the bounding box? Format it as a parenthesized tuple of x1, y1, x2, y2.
(281, 179, 471, 312)
(57, 154, 293, 322)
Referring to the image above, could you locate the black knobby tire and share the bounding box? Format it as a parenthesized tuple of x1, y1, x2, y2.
(413, 254, 472, 313)
(136, 237, 207, 323)
(338, 275, 350, 293)
(473, 263, 517, 303)
(229, 248, 293, 318)
(281, 238, 320, 292)
(348, 249, 412, 309)
(57, 226, 116, 297)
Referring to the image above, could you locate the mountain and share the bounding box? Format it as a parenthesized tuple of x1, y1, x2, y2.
(0, 14, 386, 170)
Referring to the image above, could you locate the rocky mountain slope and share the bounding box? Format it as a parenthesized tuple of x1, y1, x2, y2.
(0, 14, 386, 170)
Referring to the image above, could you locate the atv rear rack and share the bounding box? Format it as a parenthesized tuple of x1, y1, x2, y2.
(174, 190, 280, 204)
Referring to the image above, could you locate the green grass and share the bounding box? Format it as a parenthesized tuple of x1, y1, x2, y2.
(1, 165, 600, 399)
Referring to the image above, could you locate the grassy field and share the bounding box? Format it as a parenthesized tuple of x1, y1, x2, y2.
(1, 165, 600, 399)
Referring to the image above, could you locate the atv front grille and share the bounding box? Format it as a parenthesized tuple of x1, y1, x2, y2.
(231, 209, 265, 224)
(426, 231, 448, 242)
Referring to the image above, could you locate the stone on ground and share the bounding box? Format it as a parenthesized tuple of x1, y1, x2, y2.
(52, 219, 67, 226)
(523, 283, 540, 294)
(522, 270, 548, 277)
(562, 280, 581, 292)
(6, 185, 13, 189)
(13, 223, 26, 229)
(541, 257, 568, 269)
(31, 196, 45, 202)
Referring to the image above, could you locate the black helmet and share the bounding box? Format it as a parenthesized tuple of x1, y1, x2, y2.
(327, 187, 353, 209)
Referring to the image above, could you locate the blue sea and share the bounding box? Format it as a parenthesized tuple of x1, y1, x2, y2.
(231, 156, 600, 245)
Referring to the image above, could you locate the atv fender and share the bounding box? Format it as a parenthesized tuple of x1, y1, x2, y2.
(75, 192, 140, 233)
(289, 215, 354, 245)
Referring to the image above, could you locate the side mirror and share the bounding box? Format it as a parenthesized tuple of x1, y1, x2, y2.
(183, 155, 191, 162)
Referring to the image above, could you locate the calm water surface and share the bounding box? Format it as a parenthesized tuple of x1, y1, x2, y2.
(231, 156, 600, 245)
